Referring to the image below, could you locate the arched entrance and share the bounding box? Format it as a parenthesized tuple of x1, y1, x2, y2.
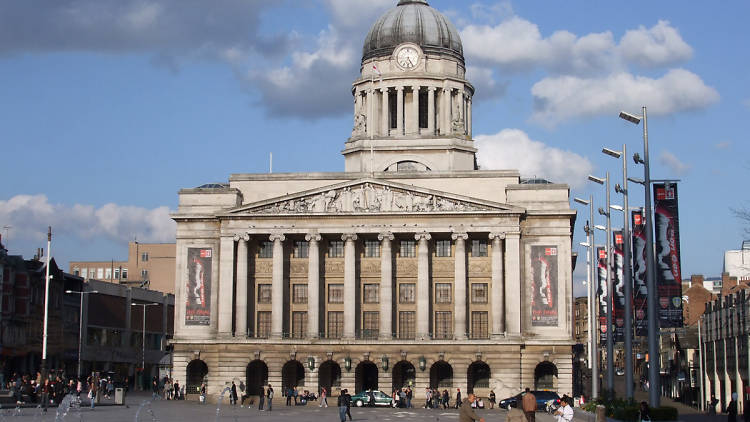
(186, 359, 208, 396)
(355, 361, 378, 393)
(318, 360, 342, 395)
(534, 361, 558, 390)
(282, 360, 305, 393)
(467, 361, 490, 394)
(392, 360, 416, 391)
(246, 360, 268, 396)
(430, 361, 453, 389)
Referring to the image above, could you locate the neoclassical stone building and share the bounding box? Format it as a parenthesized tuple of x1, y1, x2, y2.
(171, 0, 575, 401)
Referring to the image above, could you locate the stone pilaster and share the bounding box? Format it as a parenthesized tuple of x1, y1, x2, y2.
(489, 233, 505, 338)
(452, 232, 468, 339)
(415, 232, 431, 339)
(218, 236, 235, 337)
(504, 232, 521, 335)
(270, 233, 285, 338)
(378, 232, 394, 339)
(342, 233, 358, 339)
(381, 88, 389, 136)
(467, 96, 473, 138)
(306, 233, 322, 338)
(235, 233, 249, 337)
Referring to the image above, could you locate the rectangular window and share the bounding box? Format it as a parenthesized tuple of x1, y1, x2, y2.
(436, 240, 451, 257)
(141, 252, 149, 262)
(141, 269, 148, 279)
(435, 283, 452, 304)
(73, 267, 80, 276)
(292, 311, 307, 338)
(418, 90, 428, 129)
(363, 284, 379, 304)
(400, 240, 416, 258)
(471, 240, 488, 257)
(328, 241, 344, 258)
(292, 284, 308, 304)
(389, 92, 397, 130)
(435, 311, 452, 339)
(362, 311, 379, 339)
(258, 241, 273, 258)
(105, 268, 112, 279)
(471, 283, 489, 304)
(121, 269, 128, 280)
(364, 240, 380, 258)
(399, 283, 416, 304)
(398, 311, 416, 339)
(294, 241, 309, 258)
(81, 268, 88, 279)
(97, 268, 104, 279)
(114, 268, 119, 280)
(471, 311, 489, 339)
(327, 311, 344, 338)
(257, 312, 272, 338)
(328, 284, 344, 303)
(258, 284, 272, 304)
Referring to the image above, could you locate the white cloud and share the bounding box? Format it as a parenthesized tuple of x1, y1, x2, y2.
(659, 151, 691, 176)
(0, 194, 175, 246)
(530, 69, 719, 127)
(475, 129, 593, 188)
(619, 20, 693, 68)
(716, 141, 732, 150)
(466, 66, 507, 101)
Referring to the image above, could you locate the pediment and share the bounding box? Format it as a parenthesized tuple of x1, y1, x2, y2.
(225, 179, 523, 216)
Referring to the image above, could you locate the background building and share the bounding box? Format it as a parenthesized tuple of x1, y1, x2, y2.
(724, 241, 750, 281)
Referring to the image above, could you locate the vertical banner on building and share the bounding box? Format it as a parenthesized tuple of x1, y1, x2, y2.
(613, 231, 625, 343)
(531, 245, 559, 326)
(632, 210, 648, 336)
(653, 183, 684, 328)
(186, 247, 212, 326)
(597, 246, 608, 343)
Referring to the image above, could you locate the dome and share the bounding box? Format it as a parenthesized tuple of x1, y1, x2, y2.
(362, 0, 463, 64)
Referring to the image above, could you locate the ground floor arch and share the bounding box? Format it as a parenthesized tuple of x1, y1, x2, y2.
(186, 359, 208, 396)
(392, 360, 416, 391)
(355, 360, 378, 393)
(534, 361, 558, 390)
(430, 361, 453, 389)
(282, 360, 305, 392)
(318, 360, 342, 395)
(467, 361, 490, 394)
(246, 360, 268, 396)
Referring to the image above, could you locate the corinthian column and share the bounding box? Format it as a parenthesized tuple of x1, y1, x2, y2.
(218, 236, 235, 337)
(235, 233, 250, 337)
(378, 232, 394, 339)
(489, 233, 505, 337)
(411, 86, 420, 135)
(270, 233, 285, 338)
(381, 87, 389, 136)
(452, 232, 468, 339)
(343, 233, 358, 339)
(427, 87, 435, 135)
(396, 86, 404, 136)
(505, 232, 521, 335)
(415, 232, 431, 338)
(306, 233, 322, 338)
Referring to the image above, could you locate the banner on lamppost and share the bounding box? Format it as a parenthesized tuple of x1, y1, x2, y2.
(186, 247, 212, 326)
(654, 182, 684, 328)
(597, 246, 609, 343)
(531, 245, 559, 327)
(613, 230, 626, 343)
(632, 210, 648, 336)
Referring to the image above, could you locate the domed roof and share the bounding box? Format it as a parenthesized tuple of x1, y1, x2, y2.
(362, 0, 463, 64)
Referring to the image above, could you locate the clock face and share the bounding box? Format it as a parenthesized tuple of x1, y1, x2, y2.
(397, 47, 419, 69)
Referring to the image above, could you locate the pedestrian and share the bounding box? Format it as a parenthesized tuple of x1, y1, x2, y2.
(459, 393, 486, 422)
(344, 389, 353, 421)
(230, 381, 238, 405)
(200, 382, 207, 404)
(729, 393, 739, 422)
(522, 388, 537, 422)
(710, 395, 719, 415)
(40, 379, 50, 412)
(554, 397, 574, 422)
(107, 378, 114, 399)
(153, 376, 160, 400)
(173, 380, 181, 400)
(88, 381, 96, 409)
(443, 390, 450, 409)
(637, 401, 651, 422)
(287, 386, 293, 406)
(266, 384, 274, 411)
(293, 386, 299, 405)
(320, 386, 328, 408)
(489, 390, 496, 409)
(425, 388, 432, 408)
(406, 386, 412, 408)
(338, 392, 348, 422)
(259, 384, 266, 410)
(455, 388, 462, 409)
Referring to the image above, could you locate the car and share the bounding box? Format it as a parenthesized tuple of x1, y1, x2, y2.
(498, 391, 561, 410)
(350, 390, 394, 407)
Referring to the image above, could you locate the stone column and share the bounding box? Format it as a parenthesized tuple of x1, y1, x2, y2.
(396, 86, 404, 136)
(270, 233, 285, 338)
(504, 232, 521, 335)
(452, 232, 468, 339)
(467, 96, 473, 138)
(489, 233, 505, 337)
(235, 233, 249, 337)
(366, 88, 374, 138)
(218, 236, 235, 336)
(381, 87, 389, 136)
(415, 232, 431, 338)
(427, 87, 435, 135)
(378, 232, 394, 339)
(306, 233, 322, 338)
(343, 233, 358, 339)
(411, 85, 420, 135)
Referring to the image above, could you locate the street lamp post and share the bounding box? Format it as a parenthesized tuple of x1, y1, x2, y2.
(620, 107, 660, 407)
(65, 289, 99, 379)
(575, 196, 599, 399)
(41, 227, 51, 382)
(589, 173, 614, 391)
(132, 302, 160, 391)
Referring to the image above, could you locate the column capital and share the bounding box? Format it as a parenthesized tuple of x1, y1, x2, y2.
(378, 232, 394, 242)
(411, 85, 420, 91)
(415, 232, 432, 242)
(341, 233, 358, 242)
(234, 233, 250, 242)
(488, 232, 506, 241)
(269, 233, 286, 242)
(451, 232, 468, 241)
(305, 233, 322, 242)
(428, 86, 437, 92)
(504, 231, 521, 239)
(396, 86, 405, 92)
(380, 87, 388, 93)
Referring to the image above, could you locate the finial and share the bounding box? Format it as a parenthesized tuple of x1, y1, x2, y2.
(397, 0, 428, 5)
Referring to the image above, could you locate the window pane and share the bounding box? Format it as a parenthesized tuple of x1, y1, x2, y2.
(329, 241, 344, 258)
(400, 241, 415, 258)
(259, 241, 273, 258)
(398, 311, 415, 339)
(328, 284, 344, 303)
(257, 312, 272, 338)
(294, 241, 309, 258)
(471, 283, 488, 304)
(471, 240, 488, 257)
(436, 240, 451, 257)
(471, 311, 489, 339)
(363, 311, 379, 339)
(122, 269, 128, 279)
(292, 311, 307, 338)
(435, 283, 452, 304)
(293, 284, 308, 304)
(258, 284, 272, 304)
(365, 241, 380, 258)
(399, 283, 416, 304)
(363, 284, 379, 304)
(435, 311, 452, 339)
(327, 311, 344, 338)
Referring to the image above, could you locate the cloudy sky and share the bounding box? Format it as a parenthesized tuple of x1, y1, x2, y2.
(1, 0, 747, 296)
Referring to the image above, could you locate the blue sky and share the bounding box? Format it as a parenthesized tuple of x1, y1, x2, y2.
(1, 0, 748, 297)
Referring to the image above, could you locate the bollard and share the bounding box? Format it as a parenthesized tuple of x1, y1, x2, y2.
(596, 404, 606, 422)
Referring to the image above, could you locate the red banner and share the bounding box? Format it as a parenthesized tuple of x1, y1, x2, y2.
(653, 183, 683, 328)
(613, 231, 625, 343)
(597, 246, 609, 343)
(531, 245, 559, 326)
(632, 210, 648, 336)
(186, 247, 212, 326)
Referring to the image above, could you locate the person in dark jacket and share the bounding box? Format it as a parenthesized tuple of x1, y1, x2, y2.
(455, 388, 462, 409)
(338, 393, 347, 422)
(728, 393, 739, 422)
(343, 389, 353, 421)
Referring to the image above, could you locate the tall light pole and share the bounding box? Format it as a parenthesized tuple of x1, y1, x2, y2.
(620, 107, 659, 407)
(41, 226, 52, 381)
(65, 289, 98, 379)
(132, 302, 160, 391)
(604, 145, 634, 399)
(575, 196, 599, 399)
(589, 173, 614, 391)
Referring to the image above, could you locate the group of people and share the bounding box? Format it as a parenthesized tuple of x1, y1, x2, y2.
(511, 389, 574, 422)
(153, 375, 185, 400)
(422, 387, 475, 409)
(4, 370, 124, 411)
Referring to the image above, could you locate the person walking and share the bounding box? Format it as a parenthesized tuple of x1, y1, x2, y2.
(459, 393, 485, 422)
(88, 381, 96, 409)
(230, 381, 238, 405)
(259, 384, 266, 410)
(287, 386, 293, 406)
(337, 392, 348, 422)
(443, 390, 450, 409)
(40, 379, 50, 412)
(489, 390, 496, 409)
(200, 382, 207, 404)
(266, 384, 274, 411)
(320, 386, 328, 408)
(455, 388, 462, 409)
(729, 393, 739, 422)
(344, 389, 353, 421)
(522, 388, 537, 422)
